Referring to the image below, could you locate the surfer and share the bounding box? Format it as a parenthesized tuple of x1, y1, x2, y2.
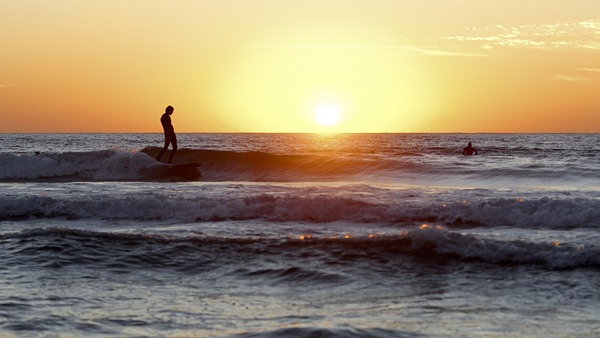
(156, 105, 177, 163)
(462, 142, 478, 156)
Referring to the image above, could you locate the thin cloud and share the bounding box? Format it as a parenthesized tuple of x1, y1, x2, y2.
(405, 46, 486, 57)
(248, 44, 416, 49)
(0, 84, 15, 88)
(576, 68, 600, 72)
(248, 44, 486, 57)
(551, 74, 598, 84)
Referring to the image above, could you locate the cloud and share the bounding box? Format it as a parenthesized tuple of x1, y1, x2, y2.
(446, 19, 600, 50)
(551, 74, 598, 84)
(0, 84, 15, 88)
(247, 19, 600, 59)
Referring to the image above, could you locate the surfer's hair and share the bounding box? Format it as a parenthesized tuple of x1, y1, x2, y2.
(166, 105, 174, 113)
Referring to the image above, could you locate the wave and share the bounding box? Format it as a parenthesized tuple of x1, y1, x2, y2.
(2, 188, 600, 229)
(410, 226, 600, 269)
(141, 147, 401, 182)
(0, 150, 194, 182)
(2, 146, 599, 183)
(2, 227, 599, 270)
(0, 148, 399, 183)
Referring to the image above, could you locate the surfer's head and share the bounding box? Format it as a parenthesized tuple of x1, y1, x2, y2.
(165, 105, 174, 115)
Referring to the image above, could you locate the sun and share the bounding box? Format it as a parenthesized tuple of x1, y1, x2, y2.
(314, 104, 341, 127)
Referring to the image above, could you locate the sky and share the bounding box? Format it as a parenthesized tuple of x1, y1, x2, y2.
(1, 0, 599, 133)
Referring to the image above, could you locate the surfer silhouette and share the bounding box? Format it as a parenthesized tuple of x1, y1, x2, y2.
(462, 142, 478, 156)
(156, 105, 177, 163)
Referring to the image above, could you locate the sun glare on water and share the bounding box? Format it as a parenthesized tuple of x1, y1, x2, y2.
(314, 104, 341, 127)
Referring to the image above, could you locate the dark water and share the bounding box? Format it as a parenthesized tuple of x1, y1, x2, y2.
(1, 133, 600, 337)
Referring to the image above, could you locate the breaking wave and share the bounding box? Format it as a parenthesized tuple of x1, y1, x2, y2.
(2, 187, 599, 229)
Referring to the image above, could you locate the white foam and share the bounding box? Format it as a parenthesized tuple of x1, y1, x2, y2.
(0, 151, 161, 180)
(93, 151, 161, 180)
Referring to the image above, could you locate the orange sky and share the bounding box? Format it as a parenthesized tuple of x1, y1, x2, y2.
(1, 1, 599, 133)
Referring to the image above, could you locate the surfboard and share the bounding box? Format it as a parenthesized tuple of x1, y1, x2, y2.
(164, 162, 202, 180)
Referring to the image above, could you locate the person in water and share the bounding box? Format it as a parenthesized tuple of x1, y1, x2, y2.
(463, 142, 478, 156)
(156, 105, 177, 163)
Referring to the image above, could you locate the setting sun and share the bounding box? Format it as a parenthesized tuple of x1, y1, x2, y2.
(314, 104, 341, 127)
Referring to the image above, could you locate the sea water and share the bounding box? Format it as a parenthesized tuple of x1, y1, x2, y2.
(0, 133, 599, 337)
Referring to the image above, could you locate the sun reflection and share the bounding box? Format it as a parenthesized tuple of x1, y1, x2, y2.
(298, 233, 369, 240)
(420, 224, 446, 230)
(297, 233, 389, 241)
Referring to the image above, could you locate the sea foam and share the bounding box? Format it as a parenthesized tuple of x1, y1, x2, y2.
(0, 151, 164, 181)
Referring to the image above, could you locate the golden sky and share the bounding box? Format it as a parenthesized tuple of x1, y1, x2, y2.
(1, 0, 599, 133)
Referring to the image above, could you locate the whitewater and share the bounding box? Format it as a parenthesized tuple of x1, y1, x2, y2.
(1, 133, 599, 337)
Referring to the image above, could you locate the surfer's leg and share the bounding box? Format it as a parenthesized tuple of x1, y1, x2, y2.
(157, 136, 170, 162)
(167, 134, 178, 163)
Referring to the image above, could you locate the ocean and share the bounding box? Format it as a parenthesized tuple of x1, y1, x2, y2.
(0, 133, 599, 337)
